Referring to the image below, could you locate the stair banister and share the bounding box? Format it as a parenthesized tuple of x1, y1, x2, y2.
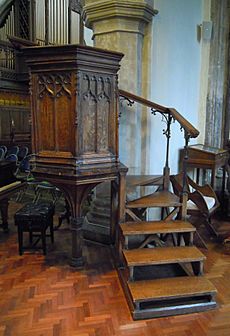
(119, 89, 168, 113)
(118, 89, 200, 211)
(117, 90, 217, 321)
(181, 132, 190, 219)
(119, 90, 199, 139)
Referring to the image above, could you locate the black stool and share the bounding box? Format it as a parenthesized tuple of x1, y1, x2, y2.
(14, 202, 55, 255)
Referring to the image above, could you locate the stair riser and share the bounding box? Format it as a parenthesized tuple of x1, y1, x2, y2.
(132, 301, 217, 320)
(123, 232, 194, 249)
(127, 261, 204, 281)
(135, 293, 216, 307)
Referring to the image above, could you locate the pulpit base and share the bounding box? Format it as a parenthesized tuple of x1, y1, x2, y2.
(32, 163, 128, 267)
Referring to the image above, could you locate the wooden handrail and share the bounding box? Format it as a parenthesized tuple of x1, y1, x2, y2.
(119, 89, 168, 113)
(118, 89, 199, 139)
(167, 108, 199, 138)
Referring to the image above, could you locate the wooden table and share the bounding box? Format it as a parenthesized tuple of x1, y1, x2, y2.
(182, 144, 229, 192)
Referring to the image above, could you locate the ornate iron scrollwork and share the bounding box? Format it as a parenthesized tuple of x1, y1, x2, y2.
(151, 108, 173, 140)
(118, 95, 135, 120)
(119, 95, 135, 107)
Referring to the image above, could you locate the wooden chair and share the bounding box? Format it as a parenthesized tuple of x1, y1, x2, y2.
(6, 145, 19, 157)
(0, 148, 4, 160)
(17, 146, 29, 162)
(170, 172, 220, 248)
(0, 145, 7, 157)
(14, 202, 55, 255)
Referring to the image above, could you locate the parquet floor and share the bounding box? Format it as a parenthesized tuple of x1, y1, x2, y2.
(0, 200, 230, 336)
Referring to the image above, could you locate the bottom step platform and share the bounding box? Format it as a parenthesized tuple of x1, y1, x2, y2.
(119, 272, 217, 320)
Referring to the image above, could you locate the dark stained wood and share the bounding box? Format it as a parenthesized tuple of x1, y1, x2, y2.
(0, 198, 9, 232)
(183, 144, 229, 189)
(23, 44, 128, 267)
(0, 39, 32, 149)
(24, 44, 124, 167)
(0, 105, 31, 149)
(170, 172, 220, 248)
(0, 161, 26, 232)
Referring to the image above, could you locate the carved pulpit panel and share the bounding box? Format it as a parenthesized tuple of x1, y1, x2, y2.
(24, 45, 123, 171)
(78, 72, 115, 163)
(36, 72, 75, 154)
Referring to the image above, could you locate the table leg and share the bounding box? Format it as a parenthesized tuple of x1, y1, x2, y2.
(211, 168, 216, 189)
(196, 168, 200, 184)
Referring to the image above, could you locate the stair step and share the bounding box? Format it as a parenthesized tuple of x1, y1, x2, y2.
(129, 276, 216, 302)
(120, 220, 196, 248)
(126, 190, 181, 208)
(123, 246, 206, 279)
(126, 175, 163, 187)
(123, 246, 205, 267)
(126, 276, 217, 319)
(120, 220, 196, 236)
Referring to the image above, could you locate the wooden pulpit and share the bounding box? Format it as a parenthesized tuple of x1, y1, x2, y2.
(23, 44, 127, 266)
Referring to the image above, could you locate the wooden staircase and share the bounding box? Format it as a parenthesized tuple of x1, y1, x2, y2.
(117, 194, 217, 319)
(116, 90, 218, 320)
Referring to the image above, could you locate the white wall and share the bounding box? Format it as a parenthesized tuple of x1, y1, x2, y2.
(150, 0, 203, 174)
(84, 26, 93, 46)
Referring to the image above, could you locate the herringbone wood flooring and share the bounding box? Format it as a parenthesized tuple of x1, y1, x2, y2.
(1, 201, 230, 336)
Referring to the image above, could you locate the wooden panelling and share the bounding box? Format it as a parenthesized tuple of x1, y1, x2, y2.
(0, 90, 31, 148)
(0, 91, 29, 107)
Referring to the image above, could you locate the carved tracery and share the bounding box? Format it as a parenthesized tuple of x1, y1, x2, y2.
(38, 73, 72, 98)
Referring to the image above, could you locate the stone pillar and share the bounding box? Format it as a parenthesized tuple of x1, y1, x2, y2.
(205, 0, 230, 148)
(82, 1, 156, 243)
(197, 0, 211, 145)
(83, 0, 157, 173)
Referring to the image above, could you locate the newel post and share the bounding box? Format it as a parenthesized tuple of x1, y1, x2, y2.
(180, 132, 190, 220)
